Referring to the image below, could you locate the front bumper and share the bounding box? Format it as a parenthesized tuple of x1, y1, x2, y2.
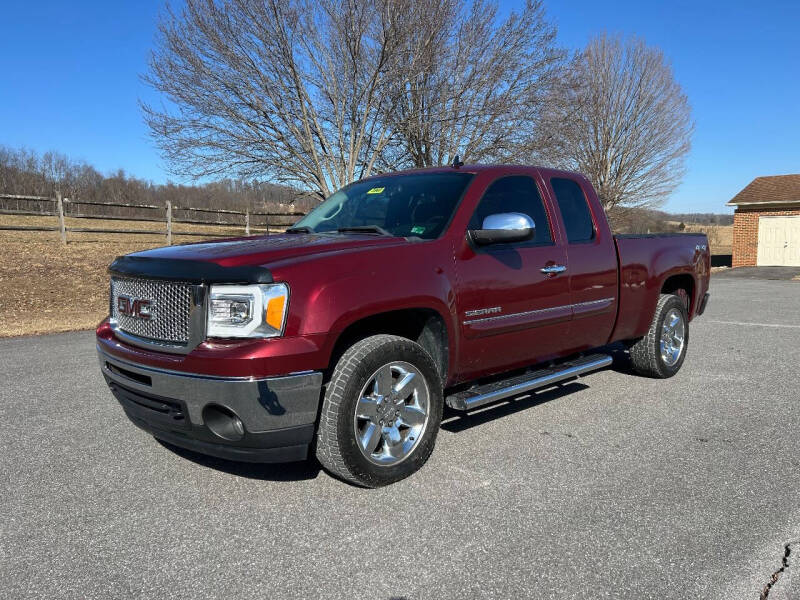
(98, 346, 323, 463)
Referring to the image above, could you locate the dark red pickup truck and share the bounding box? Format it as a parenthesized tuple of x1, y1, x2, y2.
(97, 164, 710, 486)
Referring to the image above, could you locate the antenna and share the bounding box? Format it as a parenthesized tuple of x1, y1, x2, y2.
(451, 155, 464, 168)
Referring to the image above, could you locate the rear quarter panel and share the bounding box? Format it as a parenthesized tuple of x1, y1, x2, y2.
(610, 234, 710, 342)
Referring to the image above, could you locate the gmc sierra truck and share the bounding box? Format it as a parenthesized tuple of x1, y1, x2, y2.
(97, 164, 710, 487)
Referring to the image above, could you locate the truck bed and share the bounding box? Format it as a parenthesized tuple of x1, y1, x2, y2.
(611, 233, 710, 342)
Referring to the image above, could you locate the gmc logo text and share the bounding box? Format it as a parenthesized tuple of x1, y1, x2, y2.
(117, 296, 152, 320)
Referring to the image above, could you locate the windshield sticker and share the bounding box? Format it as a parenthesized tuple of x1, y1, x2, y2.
(411, 225, 426, 235)
(366, 187, 385, 195)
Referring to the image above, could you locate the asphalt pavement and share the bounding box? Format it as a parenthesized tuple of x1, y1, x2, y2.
(2, 276, 800, 599)
(714, 266, 800, 280)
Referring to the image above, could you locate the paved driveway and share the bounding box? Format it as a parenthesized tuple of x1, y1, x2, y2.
(2, 277, 799, 599)
(714, 266, 800, 280)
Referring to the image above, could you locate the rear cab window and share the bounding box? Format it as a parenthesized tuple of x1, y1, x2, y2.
(550, 177, 595, 243)
(468, 175, 553, 245)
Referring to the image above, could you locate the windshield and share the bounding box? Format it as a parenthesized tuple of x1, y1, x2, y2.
(293, 172, 474, 239)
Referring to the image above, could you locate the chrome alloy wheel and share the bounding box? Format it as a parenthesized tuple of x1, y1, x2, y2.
(660, 308, 686, 367)
(353, 361, 430, 466)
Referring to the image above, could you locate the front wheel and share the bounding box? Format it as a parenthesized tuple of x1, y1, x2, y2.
(315, 335, 443, 487)
(628, 293, 689, 378)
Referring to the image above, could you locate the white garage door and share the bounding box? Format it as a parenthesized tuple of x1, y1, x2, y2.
(757, 215, 800, 266)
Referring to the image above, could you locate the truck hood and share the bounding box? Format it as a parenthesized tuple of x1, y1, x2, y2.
(133, 232, 406, 265)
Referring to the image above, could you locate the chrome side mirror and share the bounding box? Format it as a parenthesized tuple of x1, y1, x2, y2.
(470, 212, 535, 245)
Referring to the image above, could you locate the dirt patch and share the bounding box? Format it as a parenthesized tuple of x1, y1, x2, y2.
(0, 215, 273, 337)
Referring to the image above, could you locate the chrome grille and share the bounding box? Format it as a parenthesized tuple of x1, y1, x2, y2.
(110, 277, 193, 344)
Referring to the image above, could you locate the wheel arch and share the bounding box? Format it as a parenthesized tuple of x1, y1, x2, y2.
(660, 272, 696, 316)
(326, 308, 452, 384)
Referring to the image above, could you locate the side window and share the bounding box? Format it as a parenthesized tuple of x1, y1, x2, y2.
(551, 178, 595, 243)
(468, 176, 553, 245)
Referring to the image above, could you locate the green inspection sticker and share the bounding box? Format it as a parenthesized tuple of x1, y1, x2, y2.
(366, 187, 385, 194)
(411, 225, 426, 234)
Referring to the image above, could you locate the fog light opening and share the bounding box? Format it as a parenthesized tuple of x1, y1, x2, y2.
(203, 404, 245, 441)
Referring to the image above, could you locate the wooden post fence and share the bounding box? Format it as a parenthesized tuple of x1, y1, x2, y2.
(0, 192, 306, 240)
(166, 200, 172, 245)
(56, 192, 66, 245)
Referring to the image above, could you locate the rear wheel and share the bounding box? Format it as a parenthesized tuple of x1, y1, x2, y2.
(315, 335, 443, 487)
(628, 293, 689, 378)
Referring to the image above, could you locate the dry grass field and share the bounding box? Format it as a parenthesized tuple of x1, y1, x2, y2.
(0, 215, 735, 338)
(663, 221, 733, 255)
(0, 214, 267, 337)
(682, 223, 733, 255)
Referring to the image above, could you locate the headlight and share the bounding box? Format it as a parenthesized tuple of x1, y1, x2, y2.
(207, 283, 289, 339)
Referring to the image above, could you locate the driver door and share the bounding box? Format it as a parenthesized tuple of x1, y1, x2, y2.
(454, 174, 570, 380)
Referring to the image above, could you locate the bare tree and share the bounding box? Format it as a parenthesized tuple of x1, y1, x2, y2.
(143, 0, 565, 197)
(538, 35, 693, 211)
(389, 0, 563, 168)
(143, 0, 430, 200)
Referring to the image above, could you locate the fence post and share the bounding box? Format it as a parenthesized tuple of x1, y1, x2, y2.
(166, 201, 172, 245)
(245, 209, 250, 236)
(56, 192, 66, 245)
(265, 215, 270, 236)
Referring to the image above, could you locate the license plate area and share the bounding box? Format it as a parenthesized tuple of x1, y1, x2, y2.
(107, 380, 190, 431)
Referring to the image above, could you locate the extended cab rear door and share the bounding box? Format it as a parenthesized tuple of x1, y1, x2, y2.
(543, 174, 618, 351)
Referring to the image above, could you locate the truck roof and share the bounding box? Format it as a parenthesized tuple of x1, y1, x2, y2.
(361, 163, 589, 183)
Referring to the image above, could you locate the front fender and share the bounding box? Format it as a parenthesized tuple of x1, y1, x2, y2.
(270, 239, 460, 375)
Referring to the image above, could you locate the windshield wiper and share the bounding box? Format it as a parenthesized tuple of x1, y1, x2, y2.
(336, 225, 392, 236)
(285, 226, 312, 234)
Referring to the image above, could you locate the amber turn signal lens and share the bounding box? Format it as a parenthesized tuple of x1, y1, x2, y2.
(265, 295, 286, 331)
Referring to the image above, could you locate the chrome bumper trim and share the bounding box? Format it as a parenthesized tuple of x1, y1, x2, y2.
(98, 346, 323, 432)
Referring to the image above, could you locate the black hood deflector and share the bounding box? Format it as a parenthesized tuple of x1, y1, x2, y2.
(109, 255, 273, 284)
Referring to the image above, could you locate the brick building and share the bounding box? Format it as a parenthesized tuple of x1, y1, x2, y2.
(727, 175, 800, 267)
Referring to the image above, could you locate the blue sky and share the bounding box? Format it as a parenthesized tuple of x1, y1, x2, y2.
(1, 1, 798, 213)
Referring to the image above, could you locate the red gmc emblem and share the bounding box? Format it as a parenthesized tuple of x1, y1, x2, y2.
(117, 295, 152, 320)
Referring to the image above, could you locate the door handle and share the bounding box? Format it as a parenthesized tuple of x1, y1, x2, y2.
(541, 264, 567, 275)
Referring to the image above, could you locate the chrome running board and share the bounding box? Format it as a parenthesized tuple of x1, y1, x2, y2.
(445, 353, 612, 411)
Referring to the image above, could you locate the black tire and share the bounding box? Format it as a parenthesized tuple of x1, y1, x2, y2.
(315, 334, 443, 487)
(628, 293, 690, 378)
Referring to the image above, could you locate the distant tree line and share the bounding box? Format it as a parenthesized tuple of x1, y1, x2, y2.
(0, 143, 726, 234)
(0, 146, 314, 222)
(608, 208, 733, 235)
(668, 213, 733, 226)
